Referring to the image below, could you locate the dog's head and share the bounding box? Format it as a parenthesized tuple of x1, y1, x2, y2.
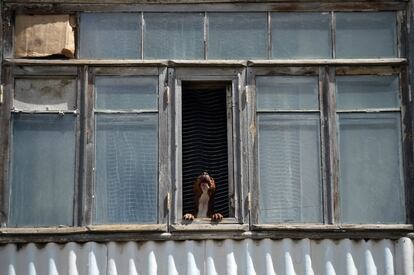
(194, 172, 216, 193)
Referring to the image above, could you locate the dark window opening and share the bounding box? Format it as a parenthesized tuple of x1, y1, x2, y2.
(182, 81, 231, 218)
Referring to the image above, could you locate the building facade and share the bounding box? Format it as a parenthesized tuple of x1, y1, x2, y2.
(0, 0, 414, 274)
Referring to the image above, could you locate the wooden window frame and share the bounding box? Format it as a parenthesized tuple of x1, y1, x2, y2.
(248, 65, 414, 229)
(169, 67, 248, 232)
(0, 1, 413, 242)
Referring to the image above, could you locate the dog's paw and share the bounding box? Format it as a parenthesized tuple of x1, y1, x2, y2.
(211, 213, 223, 221)
(183, 213, 195, 220)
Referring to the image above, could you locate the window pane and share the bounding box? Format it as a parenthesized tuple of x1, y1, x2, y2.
(271, 13, 331, 58)
(208, 13, 267, 59)
(10, 114, 75, 226)
(256, 76, 319, 111)
(339, 113, 405, 223)
(336, 75, 400, 110)
(144, 13, 204, 59)
(336, 12, 397, 58)
(95, 76, 157, 110)
(258, 114, 322, 223)
(80, 13, 140, 59)
(95, 114, 157, 224)
(14, 78, 76, 111)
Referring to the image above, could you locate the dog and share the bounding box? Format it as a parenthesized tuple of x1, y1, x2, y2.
(183, 172, 223, 221)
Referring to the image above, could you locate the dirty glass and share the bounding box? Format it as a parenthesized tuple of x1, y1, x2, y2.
(144, 13, 204, 59)
(339, 113, 405, 223)
(95, 76, 158, 110)
(336, 12, 397, 58)
(94, 114, 158, 224)
(336, 75, 400, 110)
(271, 12, 331, 58)
(9, 114, 75, 226)
(208, 13, 267, 59)
(14, 78, 76, 111)
(256, 76, 319, 111)
(80, 13, 141, 59)
(258, 114, 322, 223)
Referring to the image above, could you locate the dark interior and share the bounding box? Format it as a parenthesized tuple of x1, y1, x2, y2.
(182, 81, 230, 218)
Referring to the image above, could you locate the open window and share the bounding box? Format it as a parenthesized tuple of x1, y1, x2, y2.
(171, 68, 246, 224)
(181, 81, 232, 218)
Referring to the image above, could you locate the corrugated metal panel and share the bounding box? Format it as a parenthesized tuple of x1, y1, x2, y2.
(0, 238, 413, 275)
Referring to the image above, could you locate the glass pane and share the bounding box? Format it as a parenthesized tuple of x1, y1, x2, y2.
(144, 13, 204, 59)
(14, 78, 76, 111)
(95, 76, 157, 110)
(256, 76, 319, 111)
(95, 114, 158, 224)
(336, 75, 400, 110)
(80, 13, 140, 59)
(258, 114, 322, 223)
(208, 13, 267, 59)
(10, 114, 75, 226)
(336, 12, 397, 58)
(339, 113, 405, 223)
(271, 12, 331, 58)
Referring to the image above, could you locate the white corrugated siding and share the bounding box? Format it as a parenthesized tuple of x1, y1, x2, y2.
(0, 238, 413, 275)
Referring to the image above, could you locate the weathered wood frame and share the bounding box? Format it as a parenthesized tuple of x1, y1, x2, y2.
(169, 67, 248, 230)
(0, 1, 412, 242)
(249, 65, 413, 230)
(3, 66, 81, 227)
(87, 66, 169, 227)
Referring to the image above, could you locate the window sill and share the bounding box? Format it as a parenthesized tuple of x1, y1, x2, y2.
(252, 223, 414, 231)
(0, 224, 412, 243)
(172, 218, 248, 232)
(4, 58, 407, 67)
(0, 224, 167, 234)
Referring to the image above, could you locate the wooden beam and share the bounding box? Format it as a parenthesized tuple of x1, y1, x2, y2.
(4, 2, 408, 13)
(0, 224, 413, 243)
(4, 58, 408, 67)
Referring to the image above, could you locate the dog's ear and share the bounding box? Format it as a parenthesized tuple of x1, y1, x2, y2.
(209, 177, 216, 191)
(193, 176, 202, 196)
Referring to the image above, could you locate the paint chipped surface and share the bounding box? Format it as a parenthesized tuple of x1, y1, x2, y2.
(14, 78, 76, 111)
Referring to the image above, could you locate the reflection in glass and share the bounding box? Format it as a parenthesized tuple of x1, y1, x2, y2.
(95, 76, 158, 110)
(10, 114, 75, 226)
(208, 13, 267, 59)
(339, 113, 405, 223)
(258, 114, 322, 223)
(94, 114, 158, 224)
(336, 12, 397, 58)
(256, 76, 319, 111)
(144, 13, 204, 59)
(272, 12, 331, 58)
(80, 13, 140, 59)
(336, 75, 400, 110)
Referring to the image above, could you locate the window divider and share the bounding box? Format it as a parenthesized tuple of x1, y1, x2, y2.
(204, 12, 208, 60)
(331, 11, 336, 59)
(0, 66, 12, 227)
(319, 66, 338, 224)
(73, 66, 82, 226)
(82, 66, 94, 226)
(158, 67, 169, 225)
(400, 67, 414, 224)
(246, 67, 258, 227)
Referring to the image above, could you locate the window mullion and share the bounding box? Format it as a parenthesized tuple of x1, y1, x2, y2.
(82, 66, 94, 226)
(246, 67, 258, 226)
(158, 67, 169, 225)
(0, 66, 12, 227)
(400, 68, 414, 223)
(319, 66, 339, 224)
(169, 68, 181, 225)
(72, 66, 83, 227)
